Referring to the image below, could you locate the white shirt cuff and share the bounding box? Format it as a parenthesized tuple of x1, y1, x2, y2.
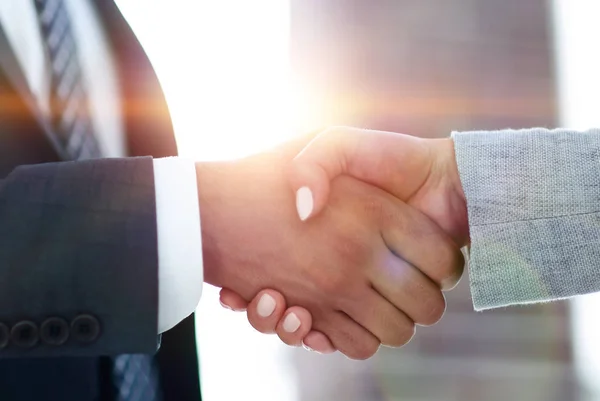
(153, 157, 203, 333)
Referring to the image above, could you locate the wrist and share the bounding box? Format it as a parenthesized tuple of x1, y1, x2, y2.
(431, 137, 469, 246)
(195, 161, 230, 287)
(447, 138, 469, 245)
(195, 153, 293, 295)
(444, 138, 466, 204)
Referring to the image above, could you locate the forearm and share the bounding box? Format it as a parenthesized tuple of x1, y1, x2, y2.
(453, 128, 600, 310)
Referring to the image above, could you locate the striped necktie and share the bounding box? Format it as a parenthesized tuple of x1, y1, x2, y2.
(33, 0, 101, 160)
(34, 1, 162, 401)
(112, 354, 162, 401)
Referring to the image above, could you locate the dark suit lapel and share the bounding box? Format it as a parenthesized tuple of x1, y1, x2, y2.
(0, 25, 30, 105)
(93, 1, 178, 158)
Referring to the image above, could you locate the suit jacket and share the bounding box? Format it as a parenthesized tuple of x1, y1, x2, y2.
(0, 2, 200, 400)
(454, 128, 600, 311)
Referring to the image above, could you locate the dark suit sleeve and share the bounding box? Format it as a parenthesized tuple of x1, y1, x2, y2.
(0, 156, 159, 357)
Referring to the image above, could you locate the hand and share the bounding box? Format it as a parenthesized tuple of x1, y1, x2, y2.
(289, 127, 469, 247)
(196, 138, 463, 359)
(219, 288, 336, 354)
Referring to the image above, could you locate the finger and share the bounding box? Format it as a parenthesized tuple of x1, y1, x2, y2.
(219, 288, 249, 311)
(342, 287, 416, 347)
(275, 306, 312, 347)
(302, 331, 336, 354)
(378, 197, 465, 290)
(289, 126, 431, 221)
(371, 252, 446, 327)
(246, 290, 287, 334)
(312, 311, 380, 360)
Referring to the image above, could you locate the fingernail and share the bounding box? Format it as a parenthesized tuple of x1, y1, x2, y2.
(296, 186, 313, 221)
(302, 342, 315, 352)
(283, 312, 301, 333)
(219, 300, 233, 311)
(441, 275, 459, 291)
(257, 294, 276, 317)
(441, 279, 453, 291)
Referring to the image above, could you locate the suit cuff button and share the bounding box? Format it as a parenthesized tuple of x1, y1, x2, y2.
(41, 317, 69, 346)
(11, 321, 39, 348)
(71, 314, 100, 344)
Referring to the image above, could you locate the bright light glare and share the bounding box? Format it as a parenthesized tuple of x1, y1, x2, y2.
(116, 1, 298, 400)
(117, 0, 295, 160)
(552, 0, 600, 399)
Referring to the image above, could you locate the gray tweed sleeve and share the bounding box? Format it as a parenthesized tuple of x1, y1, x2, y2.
(452, 128, 600, 311)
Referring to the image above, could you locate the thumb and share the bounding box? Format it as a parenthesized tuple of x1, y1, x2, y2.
(288, 127, 432, 221)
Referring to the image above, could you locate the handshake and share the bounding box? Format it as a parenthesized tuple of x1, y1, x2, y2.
(198, 126, 469, 359)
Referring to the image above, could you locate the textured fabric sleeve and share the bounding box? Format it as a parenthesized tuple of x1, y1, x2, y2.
(452, 128, 600, 311)
(0, 157, 159, 357)
(153, 157, 203, 334)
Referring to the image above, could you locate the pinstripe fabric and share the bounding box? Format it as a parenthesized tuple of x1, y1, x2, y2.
(33, 0, 101, 160)
(113, 354, 161, 401)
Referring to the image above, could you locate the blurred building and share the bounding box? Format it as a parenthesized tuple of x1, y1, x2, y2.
(289, 1, 576, 400)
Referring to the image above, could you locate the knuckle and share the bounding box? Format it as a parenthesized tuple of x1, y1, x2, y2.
(434, 241, 464, 286)
(311, 236, 371, 296)
(278, 333, 301, 347)
(361, 195, 386, 222)
(322, 126, 350, 141)
(418, 293, 446, 326)
(384, 323, 416, 348)
(248, 317, 274, 334)
(347, 340, 379, 360)
(312, 267, 350, 297)
(322, 126, 359, 171)
(335, 234, 372, 266)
